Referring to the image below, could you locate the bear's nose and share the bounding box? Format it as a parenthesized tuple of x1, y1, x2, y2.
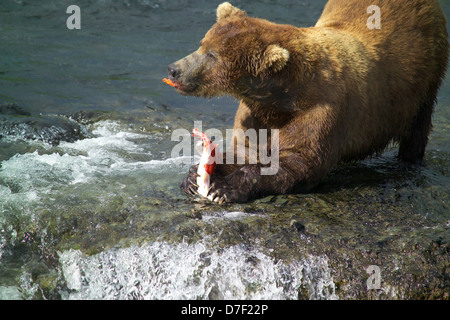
(168, 63, 180, 80)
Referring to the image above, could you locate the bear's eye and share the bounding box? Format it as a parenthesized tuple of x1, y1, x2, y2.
(206, 50, 218, 60)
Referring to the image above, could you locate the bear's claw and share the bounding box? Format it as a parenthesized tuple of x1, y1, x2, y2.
(207, 178, 249, 204)
(180, 164, 200, 196)
(181, 164, 251, 203)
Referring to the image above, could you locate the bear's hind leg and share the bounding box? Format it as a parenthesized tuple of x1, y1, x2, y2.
(398, 96, 436, 165)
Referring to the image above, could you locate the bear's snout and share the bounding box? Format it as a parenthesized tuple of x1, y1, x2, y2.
(166, 51, 212, 97)
(168, 63, 181, 81)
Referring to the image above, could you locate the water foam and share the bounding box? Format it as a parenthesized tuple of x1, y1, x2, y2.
(58, 241, 338, 300)
(0, 120, 189, 200)
(0, 120, 190, 260)
(0, 286, 22, 300)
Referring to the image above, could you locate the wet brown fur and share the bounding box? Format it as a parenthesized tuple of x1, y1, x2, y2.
(175, 1, 448, 203)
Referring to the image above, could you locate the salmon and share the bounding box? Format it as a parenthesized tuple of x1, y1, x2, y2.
(192, 128, 217, 199)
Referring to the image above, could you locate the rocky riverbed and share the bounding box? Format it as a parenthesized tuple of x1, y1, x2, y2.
(1, 106, 448, 300)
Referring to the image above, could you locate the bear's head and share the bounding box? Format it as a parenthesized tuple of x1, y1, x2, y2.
(167, 2, 294, 101)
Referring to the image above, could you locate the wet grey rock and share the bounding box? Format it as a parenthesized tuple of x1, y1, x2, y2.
(0, 103, 31, 116)
(0, 103, 92, 146)
(69, 110, 110, 124)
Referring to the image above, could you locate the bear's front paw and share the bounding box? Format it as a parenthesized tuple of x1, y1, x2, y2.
(179, 164, 199, 196)
(207, 176, 250, 204)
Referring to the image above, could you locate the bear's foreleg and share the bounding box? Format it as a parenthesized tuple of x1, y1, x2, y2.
(206, 153, 326, 203)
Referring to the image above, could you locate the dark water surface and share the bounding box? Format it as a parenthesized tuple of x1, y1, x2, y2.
(0, 0, 448, 299)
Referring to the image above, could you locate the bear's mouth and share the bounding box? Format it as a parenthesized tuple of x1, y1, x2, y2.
(170, 79, 200, 96)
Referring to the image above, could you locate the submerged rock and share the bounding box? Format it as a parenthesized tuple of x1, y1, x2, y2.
(0, 103, 91, 146)
(0, 103, 31, 116)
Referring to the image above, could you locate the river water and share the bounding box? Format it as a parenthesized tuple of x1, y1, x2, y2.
(0, 0, 449, 300)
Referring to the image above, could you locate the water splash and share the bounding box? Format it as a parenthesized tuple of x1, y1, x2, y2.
(58, 241, 338, 300)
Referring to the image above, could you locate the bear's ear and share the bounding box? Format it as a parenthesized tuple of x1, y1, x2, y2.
(217, 2, 246, 21)
(256, 44, 290, 75)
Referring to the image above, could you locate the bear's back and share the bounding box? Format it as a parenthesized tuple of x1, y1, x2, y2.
(316, 0, 447, 45)
(315, 0, 448, 109)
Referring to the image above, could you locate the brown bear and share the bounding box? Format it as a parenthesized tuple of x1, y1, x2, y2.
(169, 1, 448, 203)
